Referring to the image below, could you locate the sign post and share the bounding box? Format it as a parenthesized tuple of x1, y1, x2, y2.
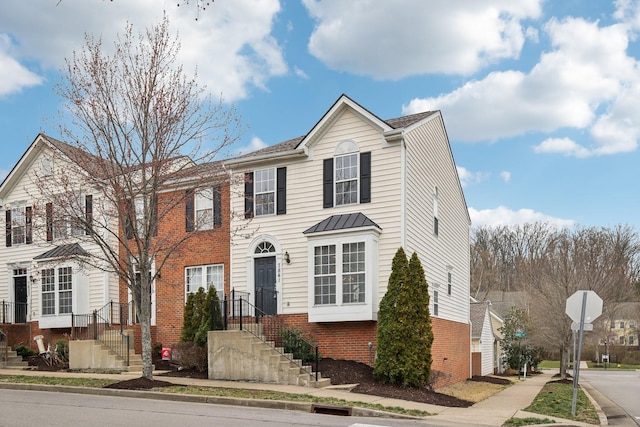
(565, 290, 602, 417)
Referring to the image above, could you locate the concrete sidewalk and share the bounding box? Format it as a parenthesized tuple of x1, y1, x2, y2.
(0, 366, 603, 426)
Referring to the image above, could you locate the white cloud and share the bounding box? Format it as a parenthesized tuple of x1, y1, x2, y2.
(457, 166, 489, 187)
(500, 171, 511, 183)
(0, 0, 286, 102)
(469, 206, 575, 228)
(302, 0, 542, 79)
(533, 137, 591, 157)
(294, 66, 309, 79)
(0, 35, 43, 96)
(403, 15, 640, 155)
(236, 136, 268, 155)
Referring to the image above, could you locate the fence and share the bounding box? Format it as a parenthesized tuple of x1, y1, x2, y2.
(0, 301, 28, 324)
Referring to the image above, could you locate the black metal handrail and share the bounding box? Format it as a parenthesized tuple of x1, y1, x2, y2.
(71, 301, 130, 366)
(0, 328, 7, 365)
(0, 300, 28, 324)
(223, 294, 319, 382)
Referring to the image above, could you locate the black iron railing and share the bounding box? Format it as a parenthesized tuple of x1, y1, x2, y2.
(71, 301, 130, 366)
(0, 328, 7, 365)
(222, 293, 319, 382)
(0, 301, 28, 324)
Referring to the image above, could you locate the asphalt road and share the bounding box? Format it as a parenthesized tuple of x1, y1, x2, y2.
(0, 389, 431, 427)
(580, 369, 640, 426)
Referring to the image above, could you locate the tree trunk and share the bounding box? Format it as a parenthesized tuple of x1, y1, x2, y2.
(139, 273, 153, 380)
(559, 343, 568, 379)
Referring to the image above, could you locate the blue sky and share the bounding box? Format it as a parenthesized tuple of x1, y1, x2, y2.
(1, 0, 639, 230)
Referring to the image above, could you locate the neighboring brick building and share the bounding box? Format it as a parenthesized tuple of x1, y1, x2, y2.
(118, 162, 231, 354)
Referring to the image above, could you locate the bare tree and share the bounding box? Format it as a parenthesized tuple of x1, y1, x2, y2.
(471, 223, 640, 379)
(32, 15, 241, 379)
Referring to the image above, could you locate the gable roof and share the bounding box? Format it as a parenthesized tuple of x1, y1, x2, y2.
(224, 94, 438, 168)
(470, 302, 490, 338)
(303, 213, 381, 235)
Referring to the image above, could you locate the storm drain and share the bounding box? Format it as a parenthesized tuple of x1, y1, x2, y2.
(310, 403, 352, 416)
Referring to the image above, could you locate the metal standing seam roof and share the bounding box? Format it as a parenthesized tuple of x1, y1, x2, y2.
(33, 243, 90, 260)
(303, 212, 381, 234)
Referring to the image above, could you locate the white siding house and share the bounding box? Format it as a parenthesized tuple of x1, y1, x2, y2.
(0, 134, 119, 338)
(471, 302, 496, 376)
(225, 95, 471, 387)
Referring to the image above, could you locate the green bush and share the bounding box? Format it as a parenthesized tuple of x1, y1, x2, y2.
(182, 287, 223, 348)
(280, 328, 317, 363)
(15, 345, 36, 358)
(55, 339, 69, 362)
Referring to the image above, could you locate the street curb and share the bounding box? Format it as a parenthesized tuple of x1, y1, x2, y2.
(0, 382, 421, 420)
(579, 382, 609, 426)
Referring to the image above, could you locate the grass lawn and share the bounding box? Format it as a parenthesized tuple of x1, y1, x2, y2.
(587, 361, 640, 370)
(0, 374, 430, 418)
(536, 360, 559, 369)
(524, 381, 599, 425)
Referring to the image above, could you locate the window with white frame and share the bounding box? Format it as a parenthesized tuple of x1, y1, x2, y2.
(313, 245, 336, 305)
(335, 153, 358, 206)
(254, 169, 275, 216)
(447, 271, 452, 296)
(342, 242, 365, 303)
(41, 266, 73, 316)
(620, 336, 626, 345)
(307, 229, 379, 323)
(195, 188, 214, 229)
(629, 335, 635, 345)
(11, 207, 27, 244)
(620, 321, 625, 329)
(185, 264, 224, 301)
(433, 290, 439, 316)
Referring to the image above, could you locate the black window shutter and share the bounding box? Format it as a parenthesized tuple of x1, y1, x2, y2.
(276, 167, 286, 215)
(185, 189, 194, 232)
(25, 206, 32, 244)
(244, 172, 254, 219)
(5, 210, 11, 247)
(323, 158, 334, 208)
(360, 152, 371, 204)
(213, 185, 222, 227)
(46, 203, 53, 242)
(85, 195, 93, 234)
(124, 199, 134, 239)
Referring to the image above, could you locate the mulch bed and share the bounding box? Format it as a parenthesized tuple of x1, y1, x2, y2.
(28, 356, 514, 407)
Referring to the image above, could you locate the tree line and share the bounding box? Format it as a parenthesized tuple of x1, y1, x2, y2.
(471, 223, 640, 377)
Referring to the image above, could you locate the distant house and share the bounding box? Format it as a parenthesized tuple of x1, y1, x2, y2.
(601, 302, 640, 348)
(470, 301, 496, 376)
(0, 134, 119, 347)
(225, 94, 471, 387)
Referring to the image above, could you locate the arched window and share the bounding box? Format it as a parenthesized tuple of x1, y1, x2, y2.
(255, 241, 275, 254)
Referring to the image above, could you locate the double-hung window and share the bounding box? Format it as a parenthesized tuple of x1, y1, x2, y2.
(11, 207, 27, 244)
(254, 169, 275, 216)
(196, 189, 214, 229)
(244, 168, 286, 218)
(40, 266, 73, 316)
(335, 153, 358, 206)
(6, 205, 32, 246)
(322, 141, 371, 208)
(185, 264, 224, 301)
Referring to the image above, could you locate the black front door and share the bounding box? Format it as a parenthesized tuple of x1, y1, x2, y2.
(14, 276, 27, 323)
(255, 256, 277, 315)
